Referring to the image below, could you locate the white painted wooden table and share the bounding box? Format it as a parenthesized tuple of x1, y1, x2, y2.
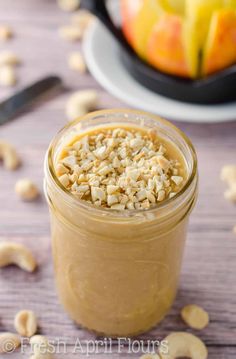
(0, 1, 236, 358)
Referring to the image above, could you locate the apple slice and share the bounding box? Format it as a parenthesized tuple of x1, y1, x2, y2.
(184, 20, 200, 78)
(121, 0, 143, 47)
(202, 9, 236, 75)
(225, 0, 236, 7)
(133, 0, 168, 59)
(147, 14, 193, 77)
(186, 0, 225, 48)
(166, 0, 185, 14)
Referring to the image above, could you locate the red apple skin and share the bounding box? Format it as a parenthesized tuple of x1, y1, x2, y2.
(121, 0, 143, 47)
(147, 14, 190, 78)
(203, 9, 236, 75)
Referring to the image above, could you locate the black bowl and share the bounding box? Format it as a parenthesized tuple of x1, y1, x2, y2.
(81, 0, 236, 105)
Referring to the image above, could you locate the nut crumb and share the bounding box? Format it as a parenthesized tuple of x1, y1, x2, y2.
(59, 174, 70, 188)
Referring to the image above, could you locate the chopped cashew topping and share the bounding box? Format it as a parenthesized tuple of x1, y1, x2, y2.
(0, 242, 37, 272)
(0, 140, 21, 170)
(65, 90, 98, 121)
(15, 179, 39, 201)
(159, 332, 208, 359)
(171, 176, 183, 186)
(14, 310, 37, 337)
(0, 333, 21, 353)
(181, 304, 209, 330)
(56, 127, 185, 209)
(68, 51, 87, 73)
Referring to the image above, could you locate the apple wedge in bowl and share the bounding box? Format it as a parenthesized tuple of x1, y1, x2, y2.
(81, 0, 236, 104)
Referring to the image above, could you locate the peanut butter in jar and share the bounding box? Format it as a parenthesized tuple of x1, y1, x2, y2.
(44, 109, 198, 337)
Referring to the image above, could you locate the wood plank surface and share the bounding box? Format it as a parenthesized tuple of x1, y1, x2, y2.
(0, 1, 236, 358)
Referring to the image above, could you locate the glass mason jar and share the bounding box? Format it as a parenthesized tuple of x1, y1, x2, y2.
(44, 109, 198, 337)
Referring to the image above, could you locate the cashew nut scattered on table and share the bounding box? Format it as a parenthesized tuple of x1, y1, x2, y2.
(14, 310, 37, 337)
(0, 332, 21, 354)
(221, 165, 236, 185)
(0, 50, 21, 66)
(59, 25, 82, 41)
(0, 242, 37, 272)
(0, 25, 13, 41)
(0, 65, 17, 86)
(71, 10, 95, 32)
(0, 140, 21, 170)
(224, 184, 236, 203)
(68, 51, 87, 73)
(15, 178, 39, 201)
(181, 304, 209, 330)
(65, 89, 98, 121)
(57, 0, 80, 12)
(221, 165, 236, 203)
(159, 332, 208, 359)
(30, 335, 53, 359)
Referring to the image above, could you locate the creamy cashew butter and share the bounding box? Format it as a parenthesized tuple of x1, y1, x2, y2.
(44, 110, 198, 337)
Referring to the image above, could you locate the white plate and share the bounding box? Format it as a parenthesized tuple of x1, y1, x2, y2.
(83, 20, 236, 123)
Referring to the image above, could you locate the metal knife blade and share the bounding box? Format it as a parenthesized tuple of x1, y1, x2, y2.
(0, 76, 62, 126)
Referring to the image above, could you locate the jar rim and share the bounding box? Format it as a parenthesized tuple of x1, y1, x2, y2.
(46, 109, 198, 218)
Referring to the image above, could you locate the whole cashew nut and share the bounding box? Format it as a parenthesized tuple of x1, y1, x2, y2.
(0, 242, 37, 272)
(159, 332, 208, 359)
(181, 304, 209, 330)
(30, 335, 53, 359)
(0, 332, 21, 353)
(65, 90, 98, 121)
(57, 0, 80, 12)
(221, 165, 236, 186)
(14, 310, 37, 337)
(0, 140, 21, 170)
(15, 178, 39, 201)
